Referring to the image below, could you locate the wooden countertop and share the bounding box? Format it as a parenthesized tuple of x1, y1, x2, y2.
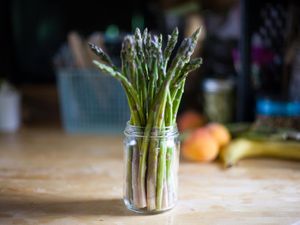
(0, 127, 300, 225)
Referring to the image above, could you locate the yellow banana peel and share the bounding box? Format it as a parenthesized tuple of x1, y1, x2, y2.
(221, 138, 300, 167)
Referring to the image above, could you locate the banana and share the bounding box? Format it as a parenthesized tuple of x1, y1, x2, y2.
(221, 138, 300, 167)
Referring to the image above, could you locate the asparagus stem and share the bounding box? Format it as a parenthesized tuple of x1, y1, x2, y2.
(132, 146, 141, 206)
(93, 60, 146, 125)
(146, 138, 159, 210)
(165, 88, 175, 209)
(89, 27, 203, 212)
(137, 112, 154, 208)
(138, 77, 170, 209)
(166, 146, 174, 206)
(165, 90, 173, 126)
(156, 131, 167, 209)
(162, 175, 169, 209)
(123, 87, 141, 125)
(169, 141, 180, 206)
(172, 80, 185, 124)
(125, 146, 133, 203)
(152, 82, 170, 210)
(148, 59, 157, 109)
(136, 61, 148, 118)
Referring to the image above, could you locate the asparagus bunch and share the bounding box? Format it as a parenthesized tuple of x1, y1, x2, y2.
(89, 27, 202, 211)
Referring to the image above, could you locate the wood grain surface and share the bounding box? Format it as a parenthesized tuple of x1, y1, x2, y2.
(0, 127, 299, 225)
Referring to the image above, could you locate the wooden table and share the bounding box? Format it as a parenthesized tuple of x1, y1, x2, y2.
(0, 127, 299, 225)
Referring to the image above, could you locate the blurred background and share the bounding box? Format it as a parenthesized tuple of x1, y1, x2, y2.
(0, 0, 299, 134)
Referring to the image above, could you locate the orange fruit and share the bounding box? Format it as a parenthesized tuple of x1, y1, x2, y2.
(178, 110, 204, 132)
(182, 128, 219, 162)
(206, 123, 231, 148)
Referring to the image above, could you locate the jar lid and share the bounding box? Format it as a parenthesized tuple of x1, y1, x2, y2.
(287, 102, 300, 116)
(256, 98, 300, 116)
(203, 78, 234, 92)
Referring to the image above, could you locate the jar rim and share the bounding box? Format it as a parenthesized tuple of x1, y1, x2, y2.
(124, 121, 178, 137)
(203, 78, 234, 92)
(126, 121, 177, 129)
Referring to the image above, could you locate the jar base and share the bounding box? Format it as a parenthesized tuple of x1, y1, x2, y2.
(123, 199, 175, 215)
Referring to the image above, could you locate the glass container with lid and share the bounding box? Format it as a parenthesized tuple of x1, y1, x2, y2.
(202, 78, 235, 123)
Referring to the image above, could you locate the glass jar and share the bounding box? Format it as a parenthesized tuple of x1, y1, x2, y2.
(254, 98, 300, 130)
(203, 78, 235, 123)
(123, 123, 180, 214)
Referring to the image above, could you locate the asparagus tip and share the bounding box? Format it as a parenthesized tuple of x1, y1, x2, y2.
(88, 42, 98, 51)
(173, 27, 179, 35)
(135, 27, 142, 38)
(192, 27, 202, 41)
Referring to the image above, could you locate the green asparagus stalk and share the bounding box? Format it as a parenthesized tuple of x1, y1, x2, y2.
(156, 131, 167, 209)
(162, 172, 169, 209)
(93, 60, 145, 125)
(165, 146, 174, 205)
(121, 36, 136, 85)
(163, 28, 179, 70)
(88, 43, 115, 68)
(173, 58, 203, 86)
(125, 146, 133, 203)
(131, 146, 141, 206)
(146, 137, 159, 210)
(155, 28, 202, 209)
(89, 27, 202, 211)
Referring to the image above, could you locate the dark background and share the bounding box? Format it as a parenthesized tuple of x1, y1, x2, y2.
(0, 0, 299, 125)
(0, 0, 155, 83)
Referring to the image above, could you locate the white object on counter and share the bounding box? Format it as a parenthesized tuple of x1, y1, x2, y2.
(0, 82, 21, 132)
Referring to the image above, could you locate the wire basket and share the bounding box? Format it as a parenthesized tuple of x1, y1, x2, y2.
(57, 68, 130, 133)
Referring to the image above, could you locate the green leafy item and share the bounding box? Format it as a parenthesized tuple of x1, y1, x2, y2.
(89, 27, 202, 211)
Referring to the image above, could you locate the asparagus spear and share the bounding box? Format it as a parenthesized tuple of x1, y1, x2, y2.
(146, 138, 159, 210)
(154, 28, 202, 209)
(89, 27, 202, 211)
(121, 36, 136, 85)
(163, 28, 179, 70)
(132, 146, 141, 206)
(88, 43, 115, 68)
(125, 146, 133, 203)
